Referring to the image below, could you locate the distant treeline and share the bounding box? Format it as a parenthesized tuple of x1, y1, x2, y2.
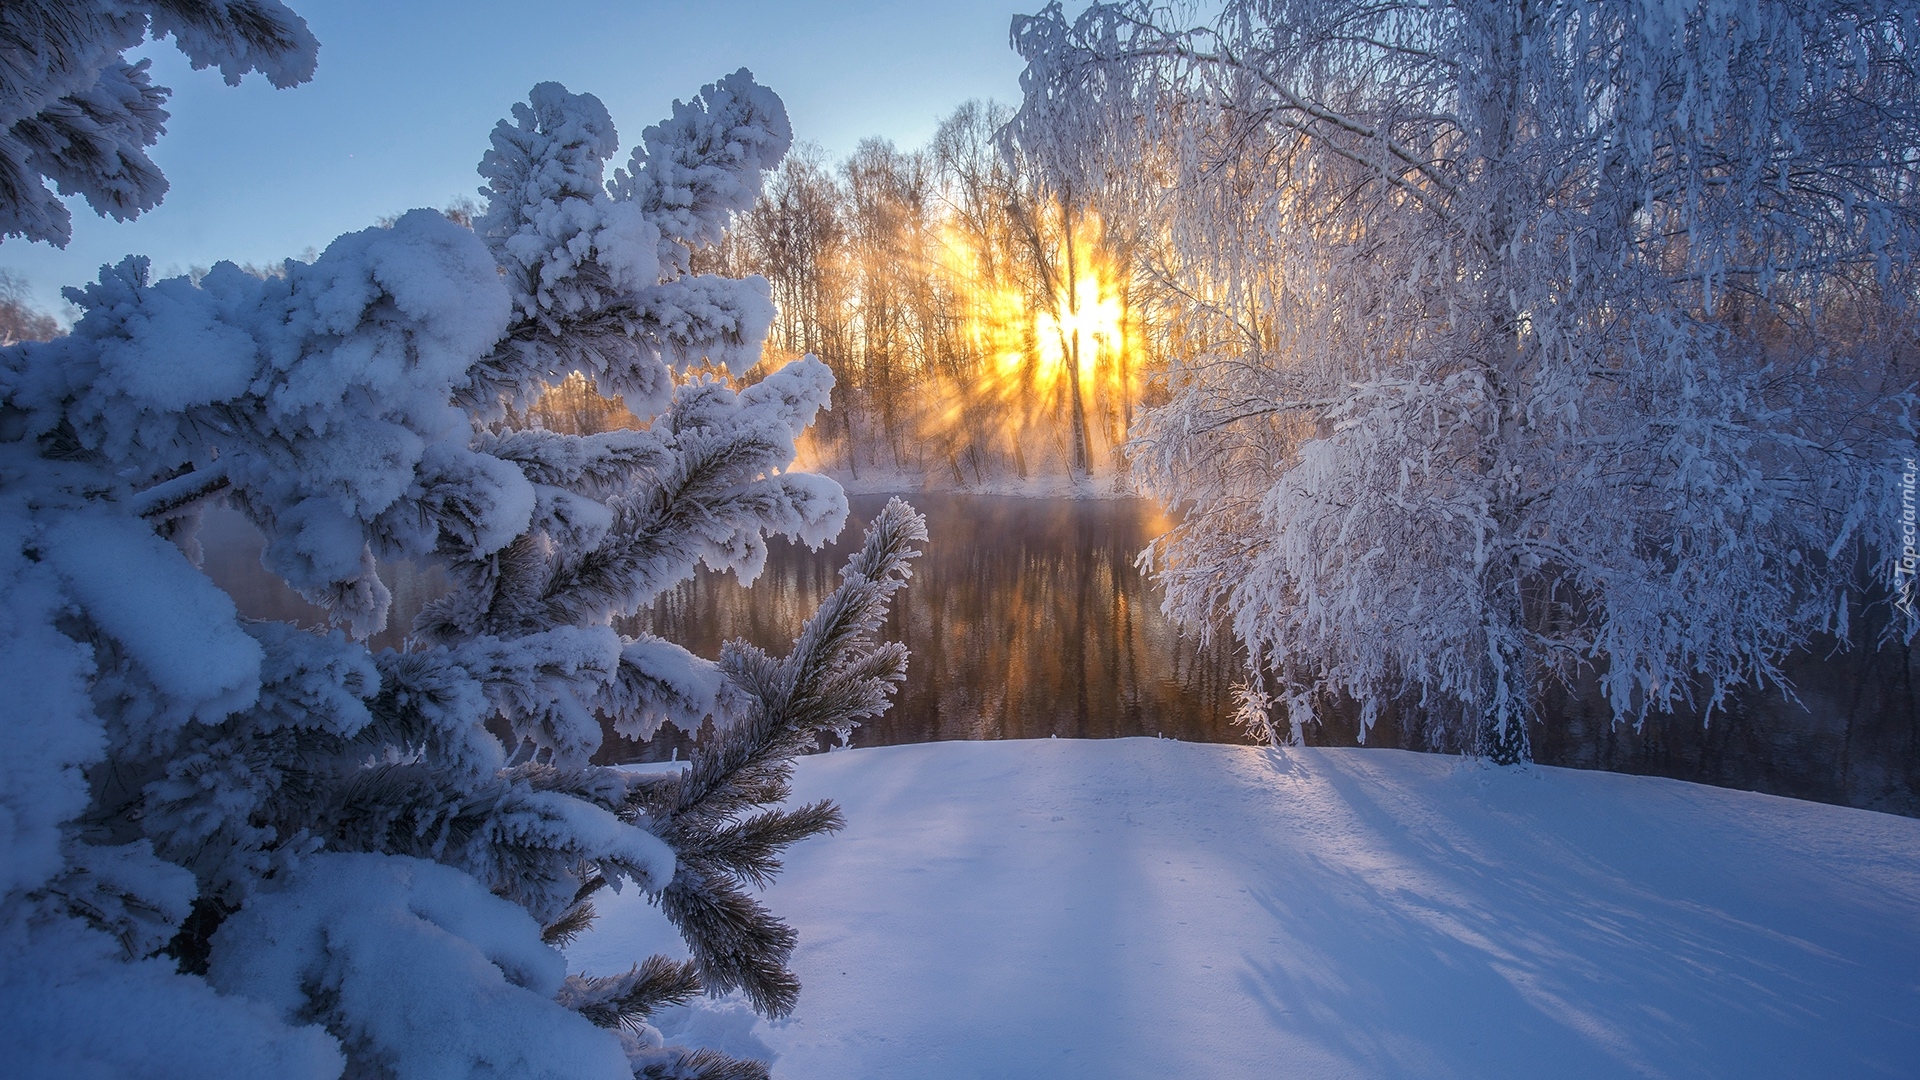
(687, 101, 1146, 488)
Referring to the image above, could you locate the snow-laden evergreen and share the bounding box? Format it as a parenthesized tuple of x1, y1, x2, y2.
(0, 0, 318, 247)
(0, 35, 923, 1079)
(470, 74, 789, 420)
(1012, 0, 1920, 758)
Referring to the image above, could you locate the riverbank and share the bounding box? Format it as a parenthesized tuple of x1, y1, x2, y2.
(568, 738, 1920, 1079)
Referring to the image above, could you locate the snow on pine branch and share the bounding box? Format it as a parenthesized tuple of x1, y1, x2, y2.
(638, 498, 927, 1018)
(472, 71, 791, 419)
(0, 1, 317, 246)
(2, 51, 901, 1080)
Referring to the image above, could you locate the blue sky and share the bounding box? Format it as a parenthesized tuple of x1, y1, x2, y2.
(3, 0, 1033, 315)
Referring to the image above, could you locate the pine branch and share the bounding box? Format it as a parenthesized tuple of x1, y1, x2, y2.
(480, 428, 671, 500)
(661, 499, 925, 824)
(557, 954, 703, 1028)
(533, 434, 782, 627)
(657, 874, 800, 1016)
(638, 1046, 770, 1080)
(540, 899, 599, 947)
(641, 498, 926, 1018)
(505, 761, 630, 810)
(677, 800, 844, 890)
(316, 762, 656, 923)
(130, 463, 230, 519)
(540, 874, 610, 946)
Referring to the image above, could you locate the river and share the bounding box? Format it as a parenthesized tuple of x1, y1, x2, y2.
(199, 493, 1917, 815)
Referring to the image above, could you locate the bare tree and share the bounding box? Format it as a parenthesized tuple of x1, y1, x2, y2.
(0, 271, 59, 344)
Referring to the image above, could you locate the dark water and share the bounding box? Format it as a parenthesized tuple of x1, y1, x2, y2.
(198, 495, 1247, 758)
(1534, 639, 1920, 817)
(201, 496, 1918, 816)
(611, 494, 1245, 758)
(1286, 616, 1920, 818)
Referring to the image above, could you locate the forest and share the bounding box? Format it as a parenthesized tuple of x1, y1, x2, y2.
(527, 98, 1146, 492)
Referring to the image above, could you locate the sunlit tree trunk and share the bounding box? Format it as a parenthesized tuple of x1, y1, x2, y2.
(1060, 202, 1093, 479)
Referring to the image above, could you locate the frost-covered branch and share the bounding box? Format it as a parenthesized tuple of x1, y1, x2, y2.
(2, 58, 897, 1080)
(1018, 0, 1920, 758)
(0, 0, 317, 246)
(634, 499, 926, 1017)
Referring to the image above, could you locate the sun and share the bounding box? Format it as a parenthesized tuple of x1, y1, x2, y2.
(937, 212, 1128, 412)
(1034, 271, 1125, 387)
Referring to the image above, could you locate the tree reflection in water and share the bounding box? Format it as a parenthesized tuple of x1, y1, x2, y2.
(196, 495, 1914, 814)
(618, 494, 1243, 757)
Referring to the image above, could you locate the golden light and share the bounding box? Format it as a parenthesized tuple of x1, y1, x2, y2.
(928, 208, 1132, 476)
(1033, 271, 1125, 389)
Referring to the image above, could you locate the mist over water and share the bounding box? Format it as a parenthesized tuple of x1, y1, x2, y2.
(198, 494, 1247, 758)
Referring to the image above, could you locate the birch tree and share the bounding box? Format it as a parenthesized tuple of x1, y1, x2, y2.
(1014, 0, 1920, 759)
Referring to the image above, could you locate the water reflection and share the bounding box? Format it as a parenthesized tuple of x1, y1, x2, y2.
(199, 496, 1246, 760)
(617, 495, 1245, 756)
(197, 495, 1914, 816)
(197, 506, 448, 653)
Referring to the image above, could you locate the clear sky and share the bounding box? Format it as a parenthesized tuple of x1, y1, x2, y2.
(3, 0, 1035, 315)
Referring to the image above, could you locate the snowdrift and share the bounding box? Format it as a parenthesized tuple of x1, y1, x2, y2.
(573, 739, 1920, 1079)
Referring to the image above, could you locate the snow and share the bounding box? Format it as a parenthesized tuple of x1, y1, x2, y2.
(607, 634, 740, 742)
(210, 852, 631, 1080)
(571, 738, 1920, 1079)
(0, 487, 110, 899)
(1, 917, 343, 1080)
(5, 52, 856, 1076)
(40, 506, 263, 727)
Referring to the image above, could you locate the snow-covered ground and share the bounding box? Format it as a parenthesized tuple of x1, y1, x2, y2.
(570, 739, 1920, 1079)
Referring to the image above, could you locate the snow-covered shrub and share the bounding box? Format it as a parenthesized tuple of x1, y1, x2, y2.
(0, 46, 924, 1080)
(1013, 0, 1919, 760)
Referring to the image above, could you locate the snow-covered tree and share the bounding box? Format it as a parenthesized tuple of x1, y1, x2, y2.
(0, 53, 924, 1080)
(1012, 0, 1919, 759)
(0, 0, 318, 247)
